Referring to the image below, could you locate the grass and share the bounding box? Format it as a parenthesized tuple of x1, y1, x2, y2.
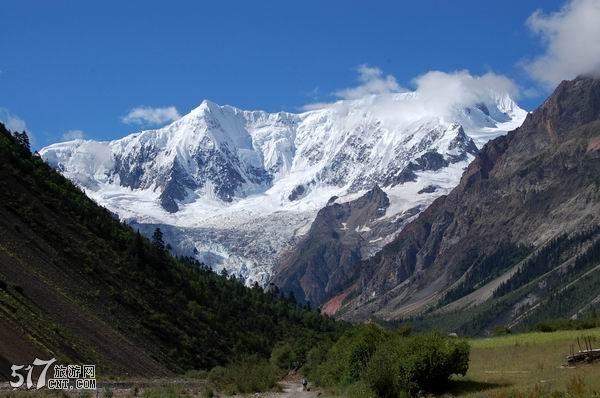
(469, 328, 600, 349)
(450, 328, 600, 397)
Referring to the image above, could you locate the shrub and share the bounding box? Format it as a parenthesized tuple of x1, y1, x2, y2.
(271, 342, 296, 370)
(184, 369, 208, 379)
(491, 325, 512, 336)
(270, 333, 329, 371)
(342, 381, 379, 398)
(364, 332, 470, 397)
(536, 317, 599, 332)
(208, 366, 230, 390)
(208, 356, 281, 394)
(304, 341, 333, 380)
(313, 323, 389, 386)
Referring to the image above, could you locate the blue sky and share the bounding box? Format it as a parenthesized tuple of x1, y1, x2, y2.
(0, 0, 591, 148)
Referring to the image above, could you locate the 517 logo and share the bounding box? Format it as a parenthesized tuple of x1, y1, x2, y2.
(10, 358, 56, 390)
(10, 358, 96, 390)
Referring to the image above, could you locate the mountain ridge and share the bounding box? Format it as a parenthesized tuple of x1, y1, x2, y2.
(40, 91, 526, 285)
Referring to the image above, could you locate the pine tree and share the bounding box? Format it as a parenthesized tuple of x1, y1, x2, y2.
(129, 230, 145, 268)
(152, 227, 165, 252)
(13, 131, 31, 155)
(287, 291, 297, 305)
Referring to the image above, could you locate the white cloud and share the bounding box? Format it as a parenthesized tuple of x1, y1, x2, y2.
(410, 70, 520, 117)
(524, 0, 600, 88)
(61, 129, 85, 141)
(334, 65, 405, 100)
(122, 106, 181, 126)
(0, 108, 27, 132)
(0, 107, 37, 148)
(303, 68, 520, 122)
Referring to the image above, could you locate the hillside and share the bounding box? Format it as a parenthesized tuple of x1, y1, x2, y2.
(0, 123, 342, 380)
(339, 76, 600, 333)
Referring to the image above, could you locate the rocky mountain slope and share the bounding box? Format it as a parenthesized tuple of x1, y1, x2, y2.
(338, 76, 600, 334)
(273, 185, 391, 306)
(40, 92, 526, 286)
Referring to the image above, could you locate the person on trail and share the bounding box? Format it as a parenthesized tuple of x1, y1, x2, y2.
(302, 377, 308, 391)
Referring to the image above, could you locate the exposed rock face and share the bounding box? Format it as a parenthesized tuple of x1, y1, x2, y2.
(341, 77, 600, 330)
(288, 184, 308, 201)
(272, 186, 389, 305)
(417, 185, 438, 194)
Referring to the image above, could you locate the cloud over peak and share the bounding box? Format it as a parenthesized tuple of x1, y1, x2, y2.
(304, 67, 520, 119)
(61, 129, 85, 141)
(524, 0, 600, 88)
(412, 70, 520, 113)
(334, 65, 404, 100)
(122, 106, 181, 126)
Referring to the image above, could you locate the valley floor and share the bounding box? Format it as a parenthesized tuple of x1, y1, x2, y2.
(2, 329, 600, 397)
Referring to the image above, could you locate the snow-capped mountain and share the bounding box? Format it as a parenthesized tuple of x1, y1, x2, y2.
(40, 92, 527, 285)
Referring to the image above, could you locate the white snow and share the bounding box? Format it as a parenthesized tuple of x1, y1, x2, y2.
(40, 91, 527, 285)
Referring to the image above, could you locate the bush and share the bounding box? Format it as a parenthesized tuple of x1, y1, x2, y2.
(184, 368, 209, 379)
(208, 356, 282, 394)
(491, 325, 512, 336)
(304, 340, 333, 380)
(334, 381, 379, 398)
(270, 333, 329, 371)
(271, 342, 296, 370)
(313, 324, 389, 386)
(536, 317, 599, 332)
(364, 332, 470, 397)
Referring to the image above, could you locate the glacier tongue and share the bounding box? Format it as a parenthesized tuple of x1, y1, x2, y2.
(40, 92, 527, 285)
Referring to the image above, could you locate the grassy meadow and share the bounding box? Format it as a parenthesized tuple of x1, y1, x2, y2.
(450, 328, 600, 397)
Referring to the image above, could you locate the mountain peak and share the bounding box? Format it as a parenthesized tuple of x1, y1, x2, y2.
(189, 99, 221, 116)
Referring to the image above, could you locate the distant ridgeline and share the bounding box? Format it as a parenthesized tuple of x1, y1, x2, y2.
(0, 123, 344, 378)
